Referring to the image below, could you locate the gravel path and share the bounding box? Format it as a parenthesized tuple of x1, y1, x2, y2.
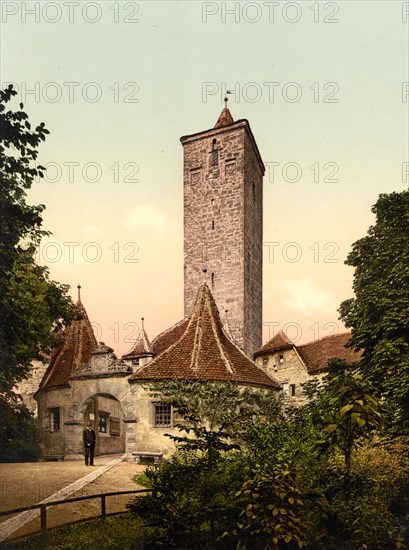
(0, 457, 147, 542)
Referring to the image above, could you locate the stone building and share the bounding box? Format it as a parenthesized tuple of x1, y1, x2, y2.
(182, 101, 264, 357)
(34, 283, 280, 460)
(254, 330, 361, 405)
(32, 104, 358, 459)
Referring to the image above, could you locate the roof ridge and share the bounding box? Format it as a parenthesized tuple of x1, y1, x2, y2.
(208, 295, 235, 375)
(189, 292, 204, 370)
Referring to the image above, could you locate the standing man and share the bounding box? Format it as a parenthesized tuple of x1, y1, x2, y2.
(83, 421, 96, 466)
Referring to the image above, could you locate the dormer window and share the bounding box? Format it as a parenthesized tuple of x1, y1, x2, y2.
(132, 358, 140, 366)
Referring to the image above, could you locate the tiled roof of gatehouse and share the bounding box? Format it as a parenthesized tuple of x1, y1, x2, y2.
(129, 284, 280, 389)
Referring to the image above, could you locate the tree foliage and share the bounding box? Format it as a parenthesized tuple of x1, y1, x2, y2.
(130, 378, 408, 549)
(339, 190, 409, 430)
(0, 85, 76, 396)
(0, 85, 77, 460)
(312, 360, 385, 474)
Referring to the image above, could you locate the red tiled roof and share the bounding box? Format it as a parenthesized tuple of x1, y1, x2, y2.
(122, 326, 153, 359)
(254, 330, 294, 358)
(36, 300, 97, 394)
(297, 332, 361, 374)
(151, 317, 190, 356)
(214, 107, 234, 128)
(129, 284, 280, 389)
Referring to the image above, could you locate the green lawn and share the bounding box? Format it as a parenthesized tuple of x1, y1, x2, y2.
(1, 514, 150, 550)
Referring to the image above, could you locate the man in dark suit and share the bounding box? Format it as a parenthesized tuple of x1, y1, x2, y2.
(83, 421, 96, 466)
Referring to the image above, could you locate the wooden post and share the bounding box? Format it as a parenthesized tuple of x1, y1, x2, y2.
(101, 494, 106, 520)
(40, 504, 47, 534)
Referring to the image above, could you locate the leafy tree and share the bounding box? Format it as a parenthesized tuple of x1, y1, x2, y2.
(339, 190, 409, 431)
(148, 381, 283, 466)
(320, 360, 385, 476)
(0, 85, 76, 396)
(0, 85, 76, 460)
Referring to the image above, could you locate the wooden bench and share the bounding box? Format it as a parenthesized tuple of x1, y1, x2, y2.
(132, 451, 163, 464)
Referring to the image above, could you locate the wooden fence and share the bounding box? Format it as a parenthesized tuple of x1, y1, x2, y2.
(0, 489, 151, 540)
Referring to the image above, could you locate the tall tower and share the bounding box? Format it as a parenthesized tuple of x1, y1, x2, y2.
(181, 101, 264, 357)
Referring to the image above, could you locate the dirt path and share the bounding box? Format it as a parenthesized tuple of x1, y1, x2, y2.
(0, 458, 148, 541)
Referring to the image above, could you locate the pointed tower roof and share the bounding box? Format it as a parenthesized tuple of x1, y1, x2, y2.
(254, 330, 294, 358)
(36, 299, 97, 394)
(129, 284, 280, 389)
(214, 96, 234, 128)
(122, 318, 154, 359)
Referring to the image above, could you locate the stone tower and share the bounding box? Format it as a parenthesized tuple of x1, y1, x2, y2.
(180, 102, 264, 357)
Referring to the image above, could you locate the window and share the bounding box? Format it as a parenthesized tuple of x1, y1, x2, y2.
(210, 139, 218, 167)
(262, 357, 268, 366)
(211, 272, 215, 288)
(49, 408, 60, 431)
(211, 220, 214, 230)
(132, 358, 140, 366)
(153, 403, 172, 427)
(282, 384, 296, 397)
(110, 417, 121, 436)
(278, 354, 284, 364)
(252, 182, 256, 204)
(99, 412, 109, 433)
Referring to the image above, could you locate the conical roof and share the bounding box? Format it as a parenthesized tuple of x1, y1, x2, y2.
(36, 300, 97, 393)
(254, 330, 294, 358)
(129, 284, 280, 389)
(214, 107, 234, 128)
(122, 323, 154, 359)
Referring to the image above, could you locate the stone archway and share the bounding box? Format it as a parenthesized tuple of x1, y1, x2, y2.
(83, 393, 125, 456)
(68, 377, 138, 457)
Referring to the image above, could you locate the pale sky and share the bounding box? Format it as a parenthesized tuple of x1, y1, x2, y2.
(1, 0, 408, 356)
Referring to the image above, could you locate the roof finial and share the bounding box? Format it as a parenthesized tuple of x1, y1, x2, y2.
(203, 268, 208, 283)
(141, 317, 145, 330)
(77, 284, 81, 301)
(224, 95, 228, 109)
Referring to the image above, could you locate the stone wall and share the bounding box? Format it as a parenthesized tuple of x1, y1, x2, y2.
(243, 130, 263, 355)
(37, 376, 281, 460)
